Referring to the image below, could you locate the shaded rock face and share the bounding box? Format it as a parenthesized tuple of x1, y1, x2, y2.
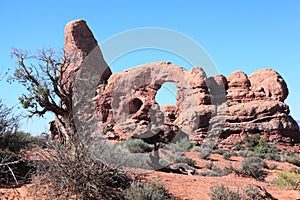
(63, 19, 299, 144)
(64, 19, 112, 82)
(64, 19, 112, 137)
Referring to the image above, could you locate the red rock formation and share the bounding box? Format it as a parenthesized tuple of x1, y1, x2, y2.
(64, 19, 112, 82)
(63, 19, 113, 137)
(95, 62, 212, 141)
(249, 68, 288, 101)
(226, 71, 254, 104)
(62, 19, 299, 145)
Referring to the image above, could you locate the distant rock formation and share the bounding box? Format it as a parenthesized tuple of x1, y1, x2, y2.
(63, 19, 300, 144)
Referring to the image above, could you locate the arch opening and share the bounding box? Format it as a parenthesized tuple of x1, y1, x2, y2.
(129, 98, 143, 114)
(155, 82, 178, 107)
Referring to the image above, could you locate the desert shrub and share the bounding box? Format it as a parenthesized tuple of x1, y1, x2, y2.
(30, 134, 48, 148)
(206, 161, 214, 170)
(164, 137, 193, 152)
(290, 167, 300, 174)
(241, 157, 267, 180)
(237, 150, 257, 158)
(264, 153, 281, 161)
(281, 153, 300, 167)
(119, 139, 153, 153)
(212, 148, 226, 155)
(169, 154, 196, 167)
(199, 147, 212, 159)
(273, 170, 300, 190)
(212, 166, 222, 174)
(234, 143, 244, 151)
(210, 184, 241, 200)
(31, 141, 132, 199)
(0, 131, 33, 153)
(201, 140, 217, 149)
(210, 184, 276, 200)
(190, 145, 202, 152)
(125, 153, 153, 169)
(199, 171, 222, 177)
(0, 149, 33, 187)
(268, 163, 278, 170)
(252, 139, 278, 155)
(223, 152, 232, 160)
(242, 185, 269, 200)
(222, 165, 238, 176)
(243, 133, 260, 148)
(125, 179, 177, 200)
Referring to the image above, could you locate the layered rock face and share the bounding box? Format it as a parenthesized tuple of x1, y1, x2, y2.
(95, 64, 299, 143)
(219, 69, 299, 144)
(64, 19, 299, 144)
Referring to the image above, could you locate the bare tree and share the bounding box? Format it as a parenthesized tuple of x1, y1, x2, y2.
(0, 100, 18, 136)
(9, 48, 78, 143)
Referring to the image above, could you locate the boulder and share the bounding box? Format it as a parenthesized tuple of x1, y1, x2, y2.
(226, 70, 254, 104)
(249, 68, 288, 102)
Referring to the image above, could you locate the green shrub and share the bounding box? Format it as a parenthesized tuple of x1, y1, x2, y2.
(234, 143, 244, 151)
(273, 170, 300, 190)
(199, 147, 212, 159)
(212, 166, 222, 174)
(212, 148, 226, 155)
(190, 145, 202, 152)
(222, 165, 238, 176)
(223, 152, 232, 160)
(125, 179, 176, 200)
(201, 141, 217, 150)
(237, 150, 255, 158)
(199, 171, 222, 177)
(243, 133, 260, 148)
(241, 157, 267, 180)
(119, 139, 153, 153)
(170, 154, 196, 167)
(281, 153, 300, 167)
(252, 138, 278, 155)
(164, 137, 193, 152)
(0, 131, 33, 152)
(206, 161, 214, 170)
(210, 184, 241, 200)
(265, 153, 281, 161)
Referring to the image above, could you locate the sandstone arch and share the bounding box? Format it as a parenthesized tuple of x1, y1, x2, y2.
(96, 61, 213, 140)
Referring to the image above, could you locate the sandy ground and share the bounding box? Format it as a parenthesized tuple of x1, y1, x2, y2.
(1, 152, 300, 200)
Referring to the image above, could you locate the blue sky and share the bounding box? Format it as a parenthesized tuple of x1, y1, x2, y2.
(0, 1, 299, 134)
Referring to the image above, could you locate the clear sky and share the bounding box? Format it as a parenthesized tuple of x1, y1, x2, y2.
(0, 1, 299, 135)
